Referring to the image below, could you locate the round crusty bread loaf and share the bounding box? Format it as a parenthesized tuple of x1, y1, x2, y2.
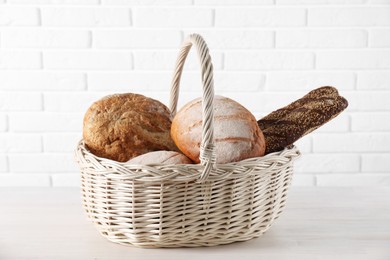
(127, 151, 193, 165)
(171, 95, 266, 164)
(83, 93, 178, 162)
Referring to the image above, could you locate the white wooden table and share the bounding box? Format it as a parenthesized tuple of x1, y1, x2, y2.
(1, 187, 389, 260)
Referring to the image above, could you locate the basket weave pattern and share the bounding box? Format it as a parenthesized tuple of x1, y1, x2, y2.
(75, 34, 300, 248)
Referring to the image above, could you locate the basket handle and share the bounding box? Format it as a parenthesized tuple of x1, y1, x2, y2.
(169, 34, 216, 182)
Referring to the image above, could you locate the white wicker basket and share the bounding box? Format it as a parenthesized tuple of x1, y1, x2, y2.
(75, 34, 301, 248)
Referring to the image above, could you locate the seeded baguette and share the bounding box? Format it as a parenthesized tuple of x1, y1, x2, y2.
(258, 86, 340, 131)
(258, 86, 348, 154)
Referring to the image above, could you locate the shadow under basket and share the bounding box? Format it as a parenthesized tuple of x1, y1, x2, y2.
(74, 34, 301, 248)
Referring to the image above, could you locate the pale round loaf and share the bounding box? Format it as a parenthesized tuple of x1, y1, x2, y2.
(127, 151, 193, 165)
(171, 95, 266, 164)
(83, 93, 178, 162)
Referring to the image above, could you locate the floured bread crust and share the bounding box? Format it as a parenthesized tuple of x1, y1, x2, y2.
(127, 151, 193, 165)
(171, 96, 266, 164)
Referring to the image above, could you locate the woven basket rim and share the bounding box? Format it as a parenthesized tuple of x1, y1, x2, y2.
(75, 139, 300, 182)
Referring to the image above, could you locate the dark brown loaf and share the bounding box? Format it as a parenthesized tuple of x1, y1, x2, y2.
(258, 86, 348, 154)
(83, 93, 178, 162)
(258, 86, 339, 130)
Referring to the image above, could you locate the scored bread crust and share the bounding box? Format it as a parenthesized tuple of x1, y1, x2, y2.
(83, 93, 178, 162)
(171, 96, 266, 164)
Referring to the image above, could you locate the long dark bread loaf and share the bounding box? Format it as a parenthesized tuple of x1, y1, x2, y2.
(258, 86, 348, 154)
(258, 86, 339, 130)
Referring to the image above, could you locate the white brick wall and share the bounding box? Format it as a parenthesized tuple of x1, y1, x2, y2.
(216, 8, 307, 27)
(43, 51, 133, 70)
(316, 51, 390, 69)
(0, 72, 86, 91)
(1, 29, 91, 48)
(0, 51, 42, 69)
(225, 51, 315, 70)
(0, 7, 40, 26)
(135, 8, 214, 28)
(308, 7, 390, 26)
(0, 0, 389, 187)
(41, 7, 131, 27)
(275, 29, 368, 48)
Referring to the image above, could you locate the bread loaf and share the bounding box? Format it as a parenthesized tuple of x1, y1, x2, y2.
(127, 151, 193, 165)
(83, 93, 178, 162)
(258, 86, 348, 154)
(171, 96, 266, 164)
(258, 86, 340, 130)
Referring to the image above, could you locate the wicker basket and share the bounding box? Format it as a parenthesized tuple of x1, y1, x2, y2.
(75, 34, 301, 248)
